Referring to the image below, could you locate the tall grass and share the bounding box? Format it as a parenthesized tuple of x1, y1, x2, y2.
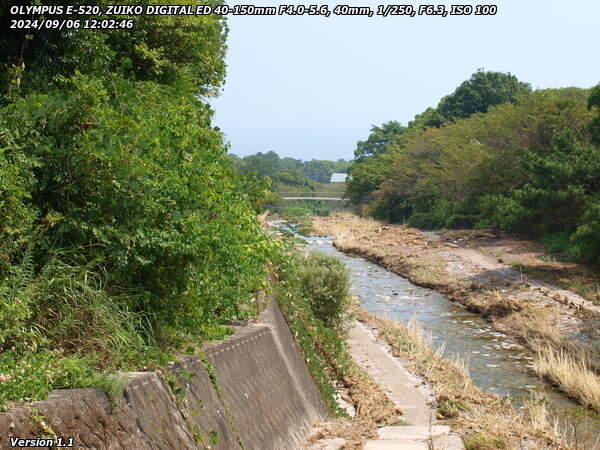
(358, 309, 568, 449)
(30, 257, 152, 365)
(534, 348, 600, 412)
(0, 248, 160, 409)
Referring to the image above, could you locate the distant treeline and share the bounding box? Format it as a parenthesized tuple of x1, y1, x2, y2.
(230, 151, 349, 187)
(347, 69, 600, 262)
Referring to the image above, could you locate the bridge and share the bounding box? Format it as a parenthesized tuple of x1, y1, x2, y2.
(281, 196, 345, 201)
(278, 192, 346, 201)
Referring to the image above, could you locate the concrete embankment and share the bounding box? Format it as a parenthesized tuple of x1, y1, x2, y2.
(0, 301, 327, 449)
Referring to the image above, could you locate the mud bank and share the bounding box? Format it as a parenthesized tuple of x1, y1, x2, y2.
(311, 215, 600, 445)
(312, 216, 600, 354)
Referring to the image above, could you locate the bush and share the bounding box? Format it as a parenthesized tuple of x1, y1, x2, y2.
(298, 251, 352, 330)
(0, 2, 278, 410)
(274, 245, 352, 413)
(0, 348, 112, 411)
(541, 231, 572, 255)
(1, 74, 275, 337)
(0, 74, 276, 408)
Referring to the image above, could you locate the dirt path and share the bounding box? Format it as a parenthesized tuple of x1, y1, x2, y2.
(438, 232, 600, 316)
(312, 215, 600, 344)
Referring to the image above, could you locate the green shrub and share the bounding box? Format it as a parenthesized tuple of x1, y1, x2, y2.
(297, 251, 352, 330)
(0, 74, 276, 408)
(0, 348, 110, 411)
(0, 2, 279, 410)
(1, 74, 275, 338)
(274, 245, 351, 414)
(0, 128, 38, 276)
(541, 231, 572, 255)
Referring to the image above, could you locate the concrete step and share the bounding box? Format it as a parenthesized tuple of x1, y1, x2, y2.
(364, 440, 429, 449)
(378, 425, 451, 440)
(433, 434, 465, 450)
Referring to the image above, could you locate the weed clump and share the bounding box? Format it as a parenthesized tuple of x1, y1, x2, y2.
(297, 251, 352, 330)
(274, 242, 397, 448)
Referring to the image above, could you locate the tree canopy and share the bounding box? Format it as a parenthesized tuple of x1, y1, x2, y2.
(354, 121, 407, 160)
(232, 150, 349, 185)
(0, 0, 276, 406)
(436, 69, 531, 122)
(346, 70, 533, 205)
(346, 82, 600, 262)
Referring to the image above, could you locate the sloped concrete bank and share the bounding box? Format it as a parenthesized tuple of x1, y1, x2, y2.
(0, 301, 327, 449)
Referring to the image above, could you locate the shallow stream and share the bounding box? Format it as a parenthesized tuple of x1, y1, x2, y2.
(306, 236, 600, 447)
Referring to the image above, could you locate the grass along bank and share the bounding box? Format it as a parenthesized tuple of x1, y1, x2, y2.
(312, 215, 600, 415)
(272, 239, 400, 449)
(356, 309, 568, 449)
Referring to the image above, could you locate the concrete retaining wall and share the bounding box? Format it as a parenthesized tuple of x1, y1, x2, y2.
(0, 301, 327, 449)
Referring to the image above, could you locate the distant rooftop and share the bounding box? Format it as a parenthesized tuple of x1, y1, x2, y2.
(330, 173, 348, 183)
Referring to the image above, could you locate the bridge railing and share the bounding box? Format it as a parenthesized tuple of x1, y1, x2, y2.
(276, 192, 345, 199)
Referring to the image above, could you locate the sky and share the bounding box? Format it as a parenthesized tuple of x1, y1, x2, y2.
(210, 0, 600, 161)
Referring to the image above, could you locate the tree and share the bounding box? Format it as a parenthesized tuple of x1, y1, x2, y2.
(436, 69, 531, 122)
(0, 0, 228, 102)
(302, 160, 338, 183)
(588, 83, 600, 145)
(354, 121, 407, 160)
(345, 156, 388, 204)
(274, 170, 313, 189)
(239, 151, 282, 178)
(409, 107, 445, 128)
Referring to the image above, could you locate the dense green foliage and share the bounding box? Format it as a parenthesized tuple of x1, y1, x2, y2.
(230, 150, 349, 185)
(354, 121, 407, 160)
(297, 251, 352, 330)
(0, 0, 227, 102)
(434, 70, 531, 123)
(0, 1, 276, 408)
(408, 69, 531, 129)
(347, 73, 600, 262)
(274, 245, 353, 413)
(346, 70, 531, 205)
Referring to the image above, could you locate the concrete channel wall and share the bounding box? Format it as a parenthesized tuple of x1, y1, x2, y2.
(0, 301, 327, 449)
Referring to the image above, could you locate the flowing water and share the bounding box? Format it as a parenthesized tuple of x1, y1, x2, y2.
(306, 236, 600, 448)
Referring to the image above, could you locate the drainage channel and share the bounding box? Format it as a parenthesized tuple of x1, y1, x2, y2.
(307, 236, 600, 448)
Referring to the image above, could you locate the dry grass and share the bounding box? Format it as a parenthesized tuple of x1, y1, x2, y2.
(523, 392, 557, 433)
(312, 214, 381, 238)
(309, 360, 400, 449)
(534, 348, 600, 413)
(315, 215, 600, 417)
(308, 418, 378, 449)
(357, 308, 568, 449)
(342, 367, 399, 424)
(495, 307, 562, 346)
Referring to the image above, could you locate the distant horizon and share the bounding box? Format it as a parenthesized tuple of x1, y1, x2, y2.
(211, 0, 600, 161)
(229, 150, 351, 163)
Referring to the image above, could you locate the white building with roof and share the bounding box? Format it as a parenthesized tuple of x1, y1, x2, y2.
(329, 173, 348, 183)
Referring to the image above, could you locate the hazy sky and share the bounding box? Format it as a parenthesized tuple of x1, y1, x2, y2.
(211, 0, 600, 161)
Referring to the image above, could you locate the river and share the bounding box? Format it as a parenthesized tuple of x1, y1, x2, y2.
(307, 236, 600, 448)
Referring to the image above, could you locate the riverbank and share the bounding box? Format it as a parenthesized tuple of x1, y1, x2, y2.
(356, 308, 567, 449)
(323, 318, 465, 449)
(309, 305, 568, 449)
(312, 215, 600, 415)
